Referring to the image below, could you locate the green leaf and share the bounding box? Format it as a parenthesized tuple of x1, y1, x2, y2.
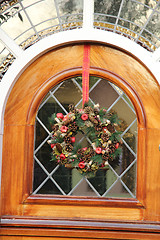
(48, 113, 56, 126)
(91, 154, 103, 164)
(72, 142, 82, 155)
(50, 154, 57, 162)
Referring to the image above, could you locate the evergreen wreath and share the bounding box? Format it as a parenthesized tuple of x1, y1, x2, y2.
(48, 103, 122, 178)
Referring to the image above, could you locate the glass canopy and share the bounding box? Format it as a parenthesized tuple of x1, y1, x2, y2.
(0, 0, 160, 81)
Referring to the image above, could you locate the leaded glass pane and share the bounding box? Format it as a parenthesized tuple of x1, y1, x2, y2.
(94, 0, 160, 51)
(33, 76, 137, 198)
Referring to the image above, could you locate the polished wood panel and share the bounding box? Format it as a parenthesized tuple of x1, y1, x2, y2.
(1, 43, 160, 239)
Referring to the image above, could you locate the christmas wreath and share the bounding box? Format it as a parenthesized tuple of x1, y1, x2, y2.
(48, 103, 121, 178)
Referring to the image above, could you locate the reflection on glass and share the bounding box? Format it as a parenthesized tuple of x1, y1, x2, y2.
(58, 0, 83, 23)
(94, 0, 121, 16)
(33, 76, 137, 198)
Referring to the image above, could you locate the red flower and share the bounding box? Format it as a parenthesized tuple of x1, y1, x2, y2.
(71, 137, 75, 143)
(81, 113, 88, 121)
(78, 161, 85, 169)
(100, 164, 105, 168)
(115, 143, 119, 149)
(51, 144, 55, 148)
(60, 153, 66, 160)
(60, 126, 68, 133)
(95, 147, 102, 154)
(56, 113, 64, 119)
(82, 147, 87, 151)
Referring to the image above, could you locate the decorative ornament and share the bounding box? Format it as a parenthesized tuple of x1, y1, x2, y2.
(48, 45, 121, 178)
(48, 103, 122, 178)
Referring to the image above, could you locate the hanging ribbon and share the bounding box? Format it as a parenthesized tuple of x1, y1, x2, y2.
(82, 44, 90, 107)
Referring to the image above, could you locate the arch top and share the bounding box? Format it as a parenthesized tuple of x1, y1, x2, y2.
(4, 43, 160, 129)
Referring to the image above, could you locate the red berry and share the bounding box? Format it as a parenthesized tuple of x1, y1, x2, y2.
(82, 147, 87, 151)
(60, 153, 66, 160)
(56, 113, 64, 119)
(60, 126, 68, 133)
(95, 147, 102, 154)
(51, 144, 55, 148)
(81, 113, 88, 121)
(78, 161, 85, 169)
(71, 136, 75, 143)
(115, 143, 119, 149)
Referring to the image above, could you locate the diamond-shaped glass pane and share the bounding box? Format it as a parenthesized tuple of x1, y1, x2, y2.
(71, 178, 97, 197)
(121, 163, 137, 196)
(104, 180, 132, 198)
(34, 120, 48, 149)
(33, 161, 48, 192)
(123, 121, 137, 153)
(37, 179, 62, 195)
(33, 76, 137, 199)
(54, 79, 82, 108)
(90, 80, 119, 109)
(112, 143, 135, 176)
(52, 166, 72, 194)
(35, 142, 55, 172)
(111, 98, 136, 131)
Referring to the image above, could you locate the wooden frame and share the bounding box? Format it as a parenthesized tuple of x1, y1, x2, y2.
(24, 67, 146, 209)
(1, 44, 160, 239)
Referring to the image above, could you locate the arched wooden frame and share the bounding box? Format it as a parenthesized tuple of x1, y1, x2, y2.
(1, 44, 160, 225)
(25, 66, 146, 209)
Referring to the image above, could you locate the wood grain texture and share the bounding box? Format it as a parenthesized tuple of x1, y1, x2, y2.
(1, 226, 160, 239)
(1, 43, 160, 239)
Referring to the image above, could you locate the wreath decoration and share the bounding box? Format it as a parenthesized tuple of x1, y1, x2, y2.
(48, 103, 121, 178)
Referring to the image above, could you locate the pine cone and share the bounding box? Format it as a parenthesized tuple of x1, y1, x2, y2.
(69, 104, 76, 113)
(107, 124, 115, 133)
(77, 149, 83, 156)
(84, 106, 93, 114)
(68, 122, 78, 132)
(89, 115, 98, 125)
(101, 133, 109, 142)
(95, 125, 103, 132)
(65, 144, 73, 152)
(56, 143, 62, 153)
(108, 144, 116, 154)
(63, 116, 75, 126)
(102, 152, 109, 161)
(64, 136, 71, 143)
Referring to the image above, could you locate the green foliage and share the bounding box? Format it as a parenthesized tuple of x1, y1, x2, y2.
(108, 112, 119, 124)
(99, 108, 107, 121)
(50, 154, 57, 162)
(91, 154, 103, 164)
(75, 112, 85, 127)
(114, 147, 122, 157)
(72, 142, 82, 155)
(86, 126, 96, 140)
(110, 131, 121, 141)
(51, 132, 63, 143)
(48, 113, 56, 126)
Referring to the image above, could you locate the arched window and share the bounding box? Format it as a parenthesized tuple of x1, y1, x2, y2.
(33, 76, 137, 198)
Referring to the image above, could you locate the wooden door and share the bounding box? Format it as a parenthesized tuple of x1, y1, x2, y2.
(1, 44, 160, 239)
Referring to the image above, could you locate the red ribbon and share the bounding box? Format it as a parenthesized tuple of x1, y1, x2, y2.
(82, 44, 90, 107)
